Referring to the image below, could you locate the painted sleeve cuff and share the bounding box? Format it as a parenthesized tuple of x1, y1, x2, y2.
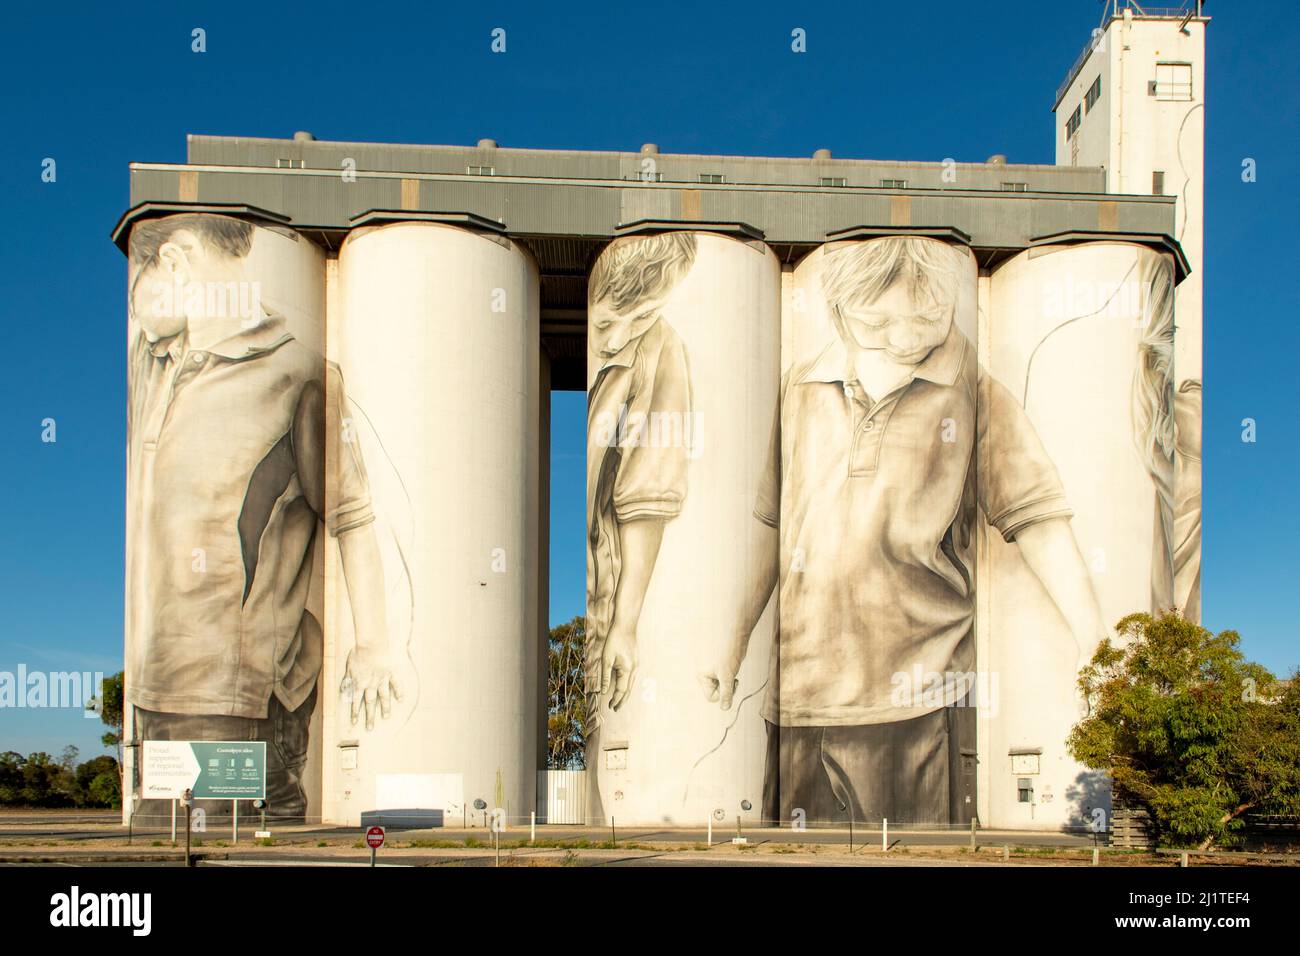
(328, 498, 376, 537)
(989, 495, 1073, 542)
(614, 496, 683, 522)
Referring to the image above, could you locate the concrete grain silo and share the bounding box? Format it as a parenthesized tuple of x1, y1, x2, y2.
(778, 235, 982, 827)
(325, 220, 540, 827)
(122, 214, 330, 821)
(585, 230, 780, 826)
(983, 241, 1179, 829)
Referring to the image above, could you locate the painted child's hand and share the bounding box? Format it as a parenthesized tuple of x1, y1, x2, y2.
(700, 648, 744, 710)
(341, 644, 402, 730)
(600, 623, 638, 712)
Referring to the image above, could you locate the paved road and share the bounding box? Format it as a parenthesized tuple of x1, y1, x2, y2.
(0, 813, 1099, 849)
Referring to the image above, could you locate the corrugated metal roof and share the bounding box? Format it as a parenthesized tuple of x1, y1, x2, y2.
(122, 135, 1185, 391)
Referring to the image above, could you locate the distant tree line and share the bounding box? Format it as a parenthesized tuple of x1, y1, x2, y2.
(2, 670, 124, 808)
(0, 747, 120, 808)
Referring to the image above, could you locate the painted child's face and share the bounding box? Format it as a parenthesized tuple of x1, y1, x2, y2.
(835, 281, 954, 366)
(130, 229, 249, 342)
(589, 294, 667, 358)
(130, 262, 188, 342)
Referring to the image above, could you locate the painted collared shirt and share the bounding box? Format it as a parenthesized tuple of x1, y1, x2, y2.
(125, 310, 373, 719)
(585, 318, 691, 700)
(754, 325, 1072, 726)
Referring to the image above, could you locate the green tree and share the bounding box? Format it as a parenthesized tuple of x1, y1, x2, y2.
(75, 755, 120, 808)
(0, 751, 23, 805)
(93, 671, 126, 797)
(1068, 611, 1300, 849)
(547, 616, 588, 769)
(88, 771, 120, 808)
(18, 752, 72, 808)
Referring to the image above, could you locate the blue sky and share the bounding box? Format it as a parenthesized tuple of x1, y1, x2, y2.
(1, 1, 1295, 758)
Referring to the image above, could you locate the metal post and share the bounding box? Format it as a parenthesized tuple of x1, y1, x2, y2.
(735, 815, 742, 841)
(370, 846, 376, 868)
(610, 817, 616, 847)
(1092, 847, 1100, 866)
(1003, 844, 1010, 861)
(969, 816, 977, 850)
(882, 818, 887, 852)
(1180, 851, 1189, 868)
(848, 808, 854, 853)
(495, 828, 500, 867)
(530, 811, 536, 843)
(707, 816, 712, 846)
(185, 807, 192, 867)
(232, 800, 238, 845)
(170, 799, 176, 846)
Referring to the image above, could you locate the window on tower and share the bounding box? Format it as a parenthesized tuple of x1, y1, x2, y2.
(1153, 63, 1193, 101)
(1085, 75, 1102, 112)
(1065, 105, 1082, 139)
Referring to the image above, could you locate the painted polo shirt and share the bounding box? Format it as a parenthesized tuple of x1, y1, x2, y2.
(125, 310, 373, 719)
(754, 324, 1072, 727)
(585, 317, 691, 698)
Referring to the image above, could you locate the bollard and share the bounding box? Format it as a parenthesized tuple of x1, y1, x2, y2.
(530, 811, 536, 844)
(969, 817, 977, 851)
(882, 818, 888, 852)
(1180, 851, 1189, 868)
(707, 816, 712, 847)
(1003, 844, 1009, 861)
(1092, 847, 1100, 866)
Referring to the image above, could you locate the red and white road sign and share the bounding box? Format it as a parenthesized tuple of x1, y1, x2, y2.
(365, 826, 385, 849)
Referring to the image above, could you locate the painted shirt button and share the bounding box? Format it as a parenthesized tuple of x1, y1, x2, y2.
(843, 384, 853, 398)
(862, 420, 874, 431)
(191, 352, 205, 363)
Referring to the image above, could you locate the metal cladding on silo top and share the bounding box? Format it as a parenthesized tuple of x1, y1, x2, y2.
(122, 214, 328, 821)
(585, 232, 780, 826)
(327, 221, 540, 827)
(983, 241, 1184, 830)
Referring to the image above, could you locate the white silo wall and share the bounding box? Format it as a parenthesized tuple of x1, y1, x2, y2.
(327, 221, 539, 827)
(123, 215, 328, 823)
(585, 232, 780, 826)
(984, 242, 1178, 830)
